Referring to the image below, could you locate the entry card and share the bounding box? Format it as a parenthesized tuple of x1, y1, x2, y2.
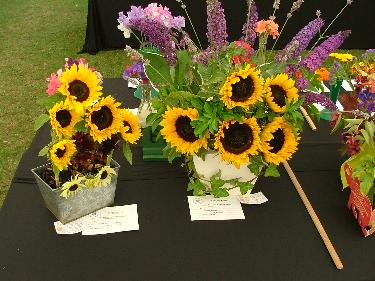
(54, 204, 139, 235)
(188, 196, 245, 221)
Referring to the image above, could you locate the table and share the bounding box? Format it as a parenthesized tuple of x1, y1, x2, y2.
(1, 78, 374, 281)
(81, 0, 375, 54)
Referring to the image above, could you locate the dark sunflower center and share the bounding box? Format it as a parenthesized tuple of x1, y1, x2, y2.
(123, 121, 132, 133)
(100, 171, 108, 179)
(222, 123, 253, 154)
(69, 184, 79, 191)
(56, 110, 72, 128)
(175, 116, 198, 142)
(55, 148, 66, 158)
(270, 85, 287, 107)
(231, 76, 255, 102)
(68, 80, 90, 102)
(269, 128, 285, 153)
(91, 106, 113, 130)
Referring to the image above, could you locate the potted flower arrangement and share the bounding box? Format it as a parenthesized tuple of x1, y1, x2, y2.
(117, 0, 352, 197)
(32, 58, 141, 223)
(328, 50, 375, 236)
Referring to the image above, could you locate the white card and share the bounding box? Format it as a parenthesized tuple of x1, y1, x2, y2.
(239, 192, 268, 205)
(188, 196, 245, 221)
(82, 204, 139, 235)
(54, 204, 139, 235)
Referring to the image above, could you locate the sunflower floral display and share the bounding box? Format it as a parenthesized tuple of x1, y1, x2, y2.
(35, 58, 141, 198)
(118, 0, 352, 197)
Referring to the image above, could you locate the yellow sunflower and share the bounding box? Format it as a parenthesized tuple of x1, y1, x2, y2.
(263, 73, 299, 113)
(86, 96, 122, 143)
(49, 101, 81, 138)
(220, 64, 263, 110)
(57, 63, 103, 114)
(261, 117, 300, 165)
(95, 166, 116, 187)
(60, 175, 85, 198)
(49, 140, 76, 171)
(119, 109, 142, 144)
(160, 107, 208, 155)
(214, 118, 261, 168)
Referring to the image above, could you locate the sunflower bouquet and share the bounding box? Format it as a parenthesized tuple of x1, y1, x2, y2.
(34, 58, 141, 198)
(117, 0, 352, 197)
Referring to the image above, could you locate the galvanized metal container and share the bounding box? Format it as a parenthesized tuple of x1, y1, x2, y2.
(31, 160, 120, 224)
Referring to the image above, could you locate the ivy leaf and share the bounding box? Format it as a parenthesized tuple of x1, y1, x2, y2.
(122, 142, 133, 165)
(38, 145, 49, 157)
(264, 164, 280, 177)
(237, 181, 254, 195)
(247, 155, 264, 176)
(34, 114, 50, 131)
(187, 179, 206, 196)
(211, 187, 229, 198)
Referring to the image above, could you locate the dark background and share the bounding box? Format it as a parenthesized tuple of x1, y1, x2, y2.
(82, 0, 374, 53)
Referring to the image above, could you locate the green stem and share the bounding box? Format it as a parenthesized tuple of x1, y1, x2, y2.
(271, 17, 289, 52)
(310, 3, 349, 50)
(180, 0, 202, 49)
(244, 0, 254, 42)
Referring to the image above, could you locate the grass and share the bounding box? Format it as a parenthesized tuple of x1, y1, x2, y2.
(0, 0, 126, 208)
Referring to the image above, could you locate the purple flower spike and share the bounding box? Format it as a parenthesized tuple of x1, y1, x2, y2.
(129, 18, 177, 63)
(242, 1, 258, 45)
(302, 92, 338, 110)
(276, 18, 325, 62)
(206, 0, 228, 52)
(295, 77, 309, 91)
(300, 30, 351, 71)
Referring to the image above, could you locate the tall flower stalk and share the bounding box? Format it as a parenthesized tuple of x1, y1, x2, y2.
(206, 0, 228, 53)
(243, 0, 258, 45)
(176, 0, 202, 49)
(310, 0, 353, 50)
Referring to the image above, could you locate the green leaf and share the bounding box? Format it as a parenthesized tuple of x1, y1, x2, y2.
(146, 113, 160, 127)
(360, 129, 371, 144)
(37, 93, 65, 110)
(141, 51, 174, 88)
(175, 50, 192, 87)
(359, 173, 374, 195)
(237, 181, 254, 195)
(74, 120, 88, 133)
(255, 106, 267, 118)
(34, 114, 50, 131)
(187, 179, 206, 196)
(38, 146, 49, 157)
(211, 187, 229, 198)
(122, 142, 133, 165)
(264, 164, 280, 177)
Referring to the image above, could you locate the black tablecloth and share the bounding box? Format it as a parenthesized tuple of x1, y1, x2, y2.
(81, 0, 375, 54)
(1, 78, 374, 281)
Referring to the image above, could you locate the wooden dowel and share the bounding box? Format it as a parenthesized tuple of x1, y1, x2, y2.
(282, 161, 343, 270)
(300, 106, 317, 131)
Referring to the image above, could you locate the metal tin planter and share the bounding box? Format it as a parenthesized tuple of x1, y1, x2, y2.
(31, 160, 120, 224)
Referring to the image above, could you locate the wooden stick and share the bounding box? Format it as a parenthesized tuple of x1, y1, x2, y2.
(300, 106, 317, 131)
(282, 161, 343, 270)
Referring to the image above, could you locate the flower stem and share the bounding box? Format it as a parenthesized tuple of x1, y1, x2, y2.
(180, 0, 202, 49)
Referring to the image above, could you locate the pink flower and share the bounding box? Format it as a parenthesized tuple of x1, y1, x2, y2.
(255, 20, 279, 39)
(46, 73, 61, 96)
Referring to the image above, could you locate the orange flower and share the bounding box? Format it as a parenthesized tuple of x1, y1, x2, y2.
(255, 20, 279, 39)
(315, 67, 330, 81)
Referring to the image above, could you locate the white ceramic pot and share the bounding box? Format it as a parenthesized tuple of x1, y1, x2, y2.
(193, 151, 257, 196)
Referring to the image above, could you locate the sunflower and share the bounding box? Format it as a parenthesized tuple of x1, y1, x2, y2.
(220, 65, 263, 110)
(49, 140, 76, 171)
(160, 107, 208, 155)
(261, 117, 300, 165)
(60, 175, 85, 198)
(86, 96, 122, 143)
(94, 166, 116, 187)
(214, 118, 261, 168)
(49, 101, 81, 138)
(119, 109, 142, 144)
(263, 73, 299, 113)
(57, 63, 102, 113)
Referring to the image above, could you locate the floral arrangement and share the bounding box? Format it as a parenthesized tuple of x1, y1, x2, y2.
(328, 51, 375, 207)
(117, 0, 352, 197)
(35, 58, 141, 198)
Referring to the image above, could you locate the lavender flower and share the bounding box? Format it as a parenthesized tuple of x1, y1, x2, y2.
(300, 30, 351, 71)
(276, 18, 325, 62)
(242, 0, 258, 45)
(129, 18, 177, 63)
(288, 0, 304, 17)
(302, 92, 338, 110)
(206, 0, 228, 52)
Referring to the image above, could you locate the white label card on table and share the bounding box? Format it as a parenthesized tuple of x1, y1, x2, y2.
(54, 204, 139, 235)
(239, 192, 268, 205)
(188, 196, 245, 221)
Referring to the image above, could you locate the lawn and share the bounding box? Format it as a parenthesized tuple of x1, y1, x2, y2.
(0, 0, 126, 208)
